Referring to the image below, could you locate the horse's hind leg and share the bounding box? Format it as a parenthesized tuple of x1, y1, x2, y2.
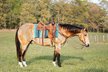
(17, 49, 23, 67)
(21, 45, 28, 67)
(21, 41, 32, 67)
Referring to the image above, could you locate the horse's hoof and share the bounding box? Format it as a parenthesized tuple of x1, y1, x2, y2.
(22, 61, 27, 67)
(58, 64, 62, 67)
(57, 62, 62, 67)
(52, 61, 57, 67)
(18, 62, 23, 67)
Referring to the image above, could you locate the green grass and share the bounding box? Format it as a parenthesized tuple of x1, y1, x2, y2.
(0, 31, 108, 72)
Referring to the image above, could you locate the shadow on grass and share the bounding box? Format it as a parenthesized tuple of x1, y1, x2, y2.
(81, 68, 107, 72)
(28, 55, 84, 65)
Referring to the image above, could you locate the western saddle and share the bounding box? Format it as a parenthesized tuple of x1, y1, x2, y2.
(36, 22, 56, 46)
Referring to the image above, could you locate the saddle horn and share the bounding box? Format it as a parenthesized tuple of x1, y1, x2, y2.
(52, 16, 55, 25)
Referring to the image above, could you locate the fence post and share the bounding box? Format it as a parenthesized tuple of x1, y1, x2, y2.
(102, 35, 105, 42)
(94, 35, 97, 42)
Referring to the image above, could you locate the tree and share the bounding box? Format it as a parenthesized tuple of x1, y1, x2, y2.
(87, 3, 107, 29)
(0, 0, 21, 29)
(0, 0, 107, 30)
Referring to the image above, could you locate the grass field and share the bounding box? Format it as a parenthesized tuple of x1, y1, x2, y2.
(0, 31, 108, 72)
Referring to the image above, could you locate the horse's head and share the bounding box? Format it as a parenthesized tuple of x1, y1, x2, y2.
(77, 28, 90, 47)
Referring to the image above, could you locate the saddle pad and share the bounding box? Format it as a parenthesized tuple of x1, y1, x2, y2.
(33, 24, 59, 38)
(33, 24, 48, 38)
(33, 24, 38, 38)
(55, 24, 59, 37)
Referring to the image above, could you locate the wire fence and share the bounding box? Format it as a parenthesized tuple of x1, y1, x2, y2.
(89, 32, 108, 43)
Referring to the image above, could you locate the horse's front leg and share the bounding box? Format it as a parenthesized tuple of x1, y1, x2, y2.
(53, 44, 61, 67)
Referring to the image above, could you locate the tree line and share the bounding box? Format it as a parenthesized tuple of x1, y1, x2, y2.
(0, 0, 108, 32)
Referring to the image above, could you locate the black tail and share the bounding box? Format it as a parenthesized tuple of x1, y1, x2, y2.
(15, 28, 21, 61)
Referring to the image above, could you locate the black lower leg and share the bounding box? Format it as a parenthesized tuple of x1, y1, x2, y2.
(57, 53, 61, 67)
(22, 51, 26, 61)
(18, 55, 22, 62)
(53, 51, 57, 61)
(17, 49, 22, 62)
(22, 40, 32, 61)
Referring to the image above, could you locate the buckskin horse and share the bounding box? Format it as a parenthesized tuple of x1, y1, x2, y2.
(15, 22, 90, 67)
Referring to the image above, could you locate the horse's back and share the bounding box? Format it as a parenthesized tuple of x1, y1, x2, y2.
(19, 23, 34, 30)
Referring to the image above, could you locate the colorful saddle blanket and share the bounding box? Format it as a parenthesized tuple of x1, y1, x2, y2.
(33, 24, 59, 38)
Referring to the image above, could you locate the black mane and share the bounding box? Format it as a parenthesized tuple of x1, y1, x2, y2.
(59, 23, 85, 33)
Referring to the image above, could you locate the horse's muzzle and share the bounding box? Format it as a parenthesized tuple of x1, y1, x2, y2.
(85, 44, 89, 47)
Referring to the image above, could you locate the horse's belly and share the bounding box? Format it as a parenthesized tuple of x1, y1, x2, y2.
(33, 38, 51, 46)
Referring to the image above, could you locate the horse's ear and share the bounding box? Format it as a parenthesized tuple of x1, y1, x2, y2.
(84, 28, 88, 32)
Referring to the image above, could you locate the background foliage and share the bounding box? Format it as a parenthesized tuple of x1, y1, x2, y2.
(0, 0, 108, 31)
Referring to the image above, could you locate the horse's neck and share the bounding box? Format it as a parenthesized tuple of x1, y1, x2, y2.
(59, 28, 71, 38)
